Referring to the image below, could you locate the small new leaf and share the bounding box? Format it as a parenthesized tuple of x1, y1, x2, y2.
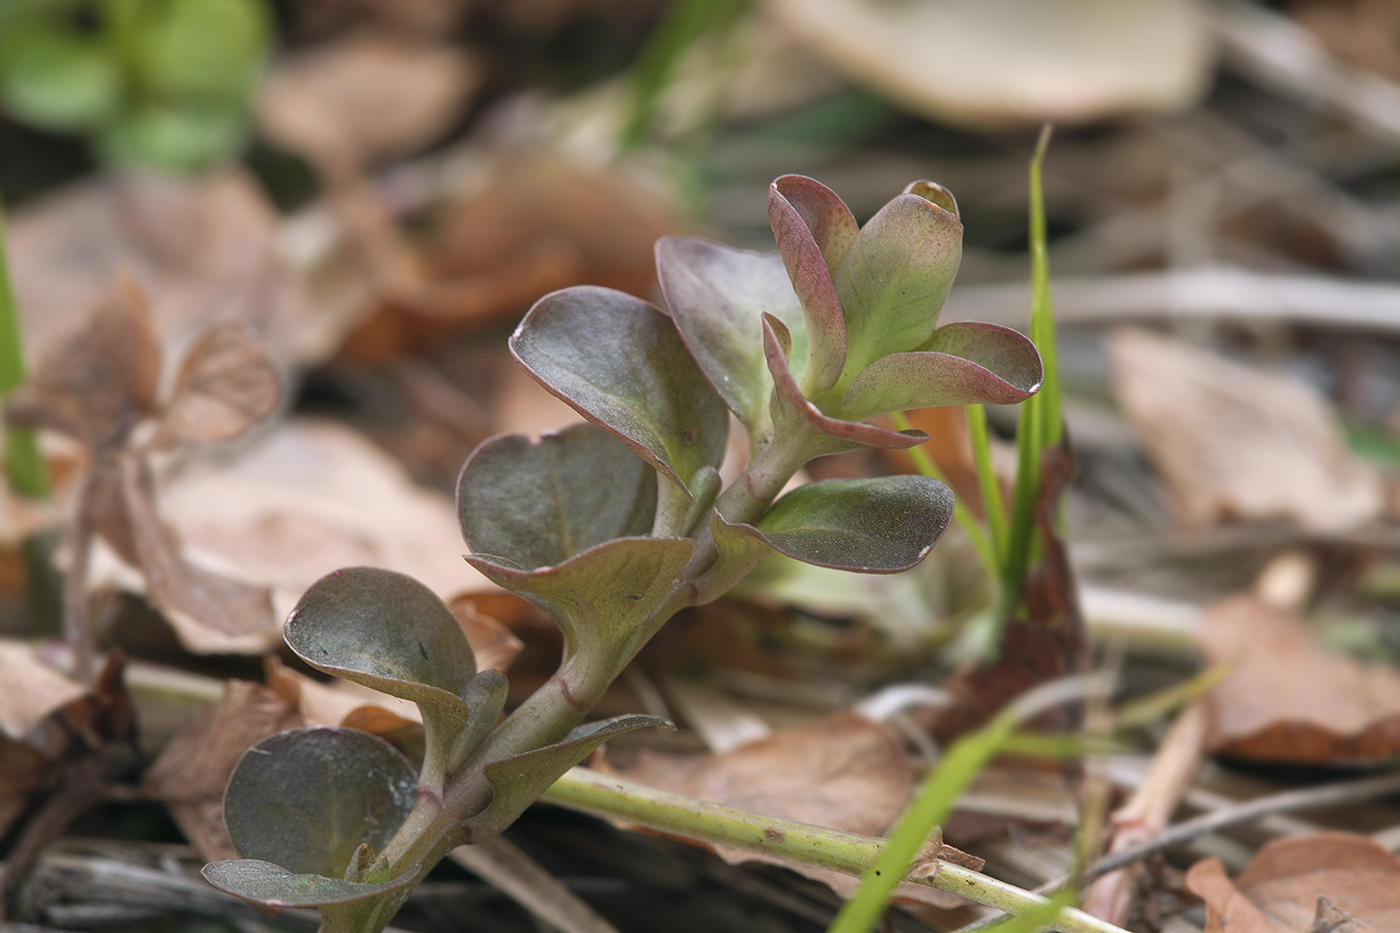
(511, 286, 728, 495)
(223, 727, 417, 879)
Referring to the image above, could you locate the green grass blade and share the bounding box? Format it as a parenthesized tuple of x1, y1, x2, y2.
(966, 404, 1007, 563)
(826, 675, 1103, 933)
(999, 126, 1060, 613)
(619, 0, 747, 151)
(0, 197, 48, 499)
(890, 411, 996, 579)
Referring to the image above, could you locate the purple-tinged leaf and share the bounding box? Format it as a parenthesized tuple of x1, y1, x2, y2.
(904, 179, 959, 219)
(222, 728, 417, 879)
(772, 175, 859, 276)
(656, 236, 806, 438)
(285, 567, 476, 724)
(466, 536, 693, 668)
(474, 715, 672, 837)
(840, 323, 1043, 419)
(761, 314, 928, 451)
(768, 180, 847, 393)
(458, 425, 656, 573)
(833, 192, 962, 380)
(203, 859, 415, 908)
(755, 476, 954, 573)
(511, 286, 727, 495)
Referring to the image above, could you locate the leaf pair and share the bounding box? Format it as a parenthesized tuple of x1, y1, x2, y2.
(658, 176, 1043, 451)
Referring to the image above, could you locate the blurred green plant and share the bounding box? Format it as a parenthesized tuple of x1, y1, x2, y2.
(0, 198, 47, 499)
(0, 0, 270, 172)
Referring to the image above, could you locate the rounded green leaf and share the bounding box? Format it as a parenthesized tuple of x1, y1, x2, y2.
(285, 567, 476, 722)
(458, 424, 657, 572)
(100, 104, 247, 172)
(0, 27, 120, 131)
(143, 0, 269, 102)
(223, 727, 417, 879)
(467, 536, 694, 669)
(754, 476, 955, 572)
(474, 715, 672, 836)
(511, 286, 728, 495)
(203, 859, 415, 908)
(833, 192, 963, 381)
(656, 236, 807, 438)
(839, 322, 1043, 419)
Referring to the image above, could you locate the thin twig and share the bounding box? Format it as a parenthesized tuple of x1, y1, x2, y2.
(1084, 769, 1400, 882)
(448, 837, 620, 933)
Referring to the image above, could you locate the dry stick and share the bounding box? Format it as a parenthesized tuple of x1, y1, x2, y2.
(1083, 769, 1400, 883)
(1080, 700, 1209, 925)
(447, 837, 620, 933)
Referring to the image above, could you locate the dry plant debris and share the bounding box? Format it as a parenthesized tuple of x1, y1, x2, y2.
(1197, 593, 1400, 764)
(1186, 832, 1400, 932)
(1109, 327, 1385, 532)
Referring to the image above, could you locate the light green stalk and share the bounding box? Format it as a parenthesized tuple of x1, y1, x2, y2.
(0, 197, 47, 498)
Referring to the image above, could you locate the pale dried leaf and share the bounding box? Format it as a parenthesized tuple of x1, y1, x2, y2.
(257, 34, 477, 167)
(115, 453, 276, 639)
(264, 656, 421, 730)
(7, 278, 160, 451)
(765, 0, 1213, 126)
(0, 640, 87, 742)
(449, 596, 525, 674)
(147, 420, 494, 626)
(155, 324, 280, 447)
(144, 681, 302, 862)
(5, 170, 324, 368)
(1109, 328, 1384, 532)
(1186, 832, 1400, 932)
(613, 712, 960, 907)
(1199, 595, 1400, 764)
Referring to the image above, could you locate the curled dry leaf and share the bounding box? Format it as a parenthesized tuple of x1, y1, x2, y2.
(144, 681, 303, 863)
(154, 324, 281, 448)
(5, 170, 319, 368)
(610, 712, 961, 907)
(6, 277, 160, 452)
(765, 0, 1213, 126)
(1109, 328, 1384, 532)
(257, 33, 478, 169)
(101, 420, 494, 653)
(1186, 832, 1400, 932)
(1198, 594, 1400, 764)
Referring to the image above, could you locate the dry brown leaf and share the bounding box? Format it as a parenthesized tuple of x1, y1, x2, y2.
(449, 596, 525, 674)
(143, 681, 302, 862)
(1186, 832, 1400, 932)
(0, 641, 89, 743)
(6, 170, 321, 368)
(154, 324, 281, 448)
(115, 453, 275, 639)
(765, 0, 1213, 126)
(257, 34, 477, 169)
(1199, 594, 1400, 764)
(611, 712, 963, 906)
(92, 419, 493, 654)
(7, 278, 160, 452)
(1109, 328, 1384, 532)
(264, 655, 421, 731)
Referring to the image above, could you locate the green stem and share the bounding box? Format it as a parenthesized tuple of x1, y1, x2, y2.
(966, 404, 1006, 561)
(0, 197, 48, 499)
(542, 767, 1127, 933)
